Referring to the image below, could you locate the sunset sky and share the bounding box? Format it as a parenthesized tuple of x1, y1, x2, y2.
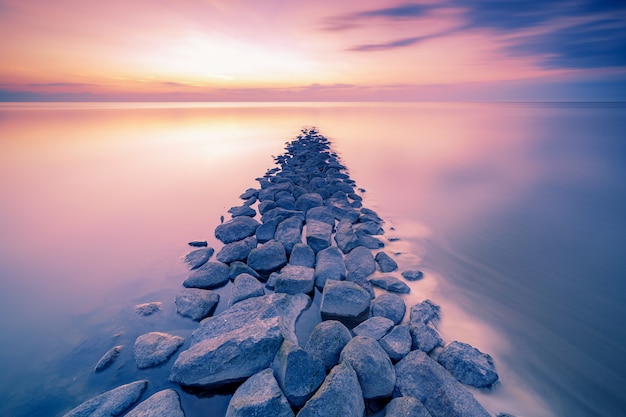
(1, 0, 625, 101)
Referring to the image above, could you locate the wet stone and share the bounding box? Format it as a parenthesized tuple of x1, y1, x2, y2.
(409, 300, 444, 353)
(215, 216, 260, 244)
(385, 396, 432, 417)
(352, 316, 395, 340)
(256, 218, 279, 243)
(216, 236, 258, 264)
(94, 345, 123, 372)
(314, 246, 346, 288)
(345, 246, 376, 281)
(379, 324, 412, 362)
(134, 302, 162, 316)
(228, 205, 257, 218)
(247, 239, 288, 274)
(125, 389, 185, 417)
(375, 251, 398, 272)
(295, 192, 324, 213)
(340, 336, 396, 399)
(437, 341, 499, 388)
(371, 293, 406, 325)
(228, 261, 261, 281)
(133, 332, 184, 369)
(175, 288, 220, 321)
(226, 369, 294, 417)
(306, 206, 336, 226)
(183, 247, 214, 270)
(275, 216, 303, 254)
(334, 218, 361, 254)
(305, 320, 352, 371)
(320, 280, 370, 327)
(273, 264, 315, 295)
(402, 270, 424, 281)
(62, 380, 148, 417)
(369, 275, 411, 294)
(273, 340, 326, 408)
(183, 261, 231, 289)
(229, 273, 265, 306)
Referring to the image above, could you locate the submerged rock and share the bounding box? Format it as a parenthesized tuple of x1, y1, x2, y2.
(134, 302, 162, 316)
(183, 261, 230, 289)
(395, 350, 490, 417)
(305, 320, 352, 371)
(226, 369, 294, 417)
(188, 240, 208, 247)
(340, 336, 396, 399)
(247, 239, 288, 274)
(320, 280, 370, 327)
(273, 340, 326, 407)
(437, 341, 499, 388)
(94, 345, 123, 373)
(297, 361, 364, 417)
(134, 332, 184, 369)
(125, 389, 185, 417)
(402, 270, 424, 281)
(229, 273, 265, 306)
(63, 380, 148, 417)
(170, 293, 309, 388)
(371, 293, 406, 325)
(183, 247, 214, 269)
(175, 288, 220, 321)
(215, 216, 260, 244)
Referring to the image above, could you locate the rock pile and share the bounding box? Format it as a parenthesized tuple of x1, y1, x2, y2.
(63, 128, 503, 417)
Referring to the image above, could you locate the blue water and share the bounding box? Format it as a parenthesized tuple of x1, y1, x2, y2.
(0, 102, 624, 416)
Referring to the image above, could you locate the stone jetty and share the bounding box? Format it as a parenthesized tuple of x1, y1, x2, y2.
(63, 128, 503, 417)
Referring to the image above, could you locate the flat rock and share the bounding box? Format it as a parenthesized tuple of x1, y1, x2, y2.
(334, 218, 360, 254)
(183, 261, 231, 289)
(297, 361, 364, 417)
(183, 247, 214, 269)
(352, 316, 394, 340)
(125, 389, 184, 417)
(306, 206, 336, 226)
(345, 246, 376, 280)
(395, 350, 490, 417)
(215, 216, 260, 244)
(402, 270, 424, 281)
(339, 335, 396, 399)
(226, 369, 294, 417)
(379, 324, 412, 362)
(375, 251, 398, 272)
(354, 221, 384, 235)
(314, 246, 346, 288)
(289, 243, 315, 268)
(409, 300, 444, 353)
(63, 380, 148, 417)
(385, 396, 432, 417)
(275, 216, 303, 254)
(305, 219, 332, 253)
(134, 302, 162, 316)
(273, 340, 326, 407)
(437, 341, 499, 388)
(170, 293, 309, 388)
(304, 320, 352, 371)
(371, 293, 406, 324)
(188, 240, 208, 247)
(369, 275, 411, 294)
(229, 273, 265, 306)
(273, 264, 315, 295)
(228, 205, 257, 217)
(94, 345, 123, 372)
(175, 288, 220, 321)
(134, 332, 184, 369)
(320, 280, 370, 327)
(216, 236, 258, 264)
(247, 239, 288, 274)
(295, 192, 324, 213)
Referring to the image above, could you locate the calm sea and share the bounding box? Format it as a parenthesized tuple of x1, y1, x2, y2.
(0, 102, 624, 417)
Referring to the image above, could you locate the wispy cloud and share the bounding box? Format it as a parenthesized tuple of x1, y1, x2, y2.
(349, 36, 427, 52)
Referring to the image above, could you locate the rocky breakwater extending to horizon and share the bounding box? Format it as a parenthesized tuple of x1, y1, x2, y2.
(63, 128, 508, 417)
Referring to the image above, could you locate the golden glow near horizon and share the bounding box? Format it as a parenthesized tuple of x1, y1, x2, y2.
(0, 0, 624, 100)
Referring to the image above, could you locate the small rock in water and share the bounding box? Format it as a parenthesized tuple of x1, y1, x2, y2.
(226, 368, 294, 417)
(305, 320, 352, 371)
(340, 336, 396, 399)
(229, 273, 265, 306)
(134, 302, 162, 316)
(239, 188, 258, 200)
(402, 270, 424, 281)
(183, 261, 230, 289)
(62, 380, 148, 417)
(94, 345, 123, 372)
(437, 341, 499, 388)
(228, 205, 257, 217)
(352, 316, 395, 340)
(175, 288, 220, 321)
(188, 240, 208, 247)
(215, 216, 260, 244)
(375, 251, 398, 272)
(371, 293, 406, 324)
(369, 275, 411, 294)
(183, 247, 214, 269)
(125, 389, 185, 417)
(133, 332, 185, 369)
(356, 231, 385, 249)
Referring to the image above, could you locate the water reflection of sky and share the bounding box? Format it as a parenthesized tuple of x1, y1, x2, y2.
(0, 102, 624, 417)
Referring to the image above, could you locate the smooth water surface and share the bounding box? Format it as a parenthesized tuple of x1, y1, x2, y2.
(0, 102, 624, 416)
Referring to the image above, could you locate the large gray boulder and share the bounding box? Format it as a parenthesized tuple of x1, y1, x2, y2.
(345, 246, 376, 280)
(304, 320, 352, 371)
(125, 389, 184, 417)
(229, 261, 261, 281)
(175, 288, 220, 321)
(273, 264, 315, 295)
(170, 293, 309, 388)
(369, 275, 410, 294)
(314, 247, 346, 288)
(261, 207, 304, 224)
(320, 280, 370, 326)
(258, 200, 278, 215)
(395, 350, 491, 417)
(256, 218, 279, 243)
(305, 219, 332, 253)
(437, 341, 499, 388)
(183, 247, 214, 269)
(215, 216, 260, 244)
(306, 206, 335, 226)
(63, 380, 148, 417)
(334, 219, 360, 254)
(229, 273, 265, 306)
(94, 345, 123, 373)
(409, 300, 444, 353)
(275, 216, 303, 254)
(340, 336, 395, 399)
(297, 362, 364, 417)
(247, 240, 288, 274)
(371, 293, 406, 325)
(352, 316, 394, 340)
(273, 340, 326, 407)
(226, 369, 294, 417)
(289, 243, 315, 268)
(374, 251, 398, 272)
(385, 396, 432, 417)
(295, 192, 324, 213)
(216, 236, 258, 264)
(134, 332, 184, 369)
(379, 324, 412, 362)
(183, 261, 230, 289)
